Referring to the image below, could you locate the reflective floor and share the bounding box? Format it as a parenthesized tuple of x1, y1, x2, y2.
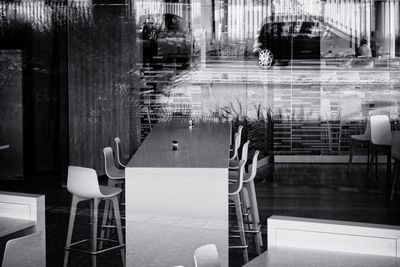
(3, 162, 400, 266)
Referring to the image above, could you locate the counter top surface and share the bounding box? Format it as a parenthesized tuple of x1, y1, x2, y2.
(128, 119, 231, 168)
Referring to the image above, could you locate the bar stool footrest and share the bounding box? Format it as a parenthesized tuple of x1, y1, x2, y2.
(65, 237, 125, 255)
(230, 228, 261, 234)
(101, 224, 126, 229)
(65, 244, 125, 255)
(229, 245, 248, 249)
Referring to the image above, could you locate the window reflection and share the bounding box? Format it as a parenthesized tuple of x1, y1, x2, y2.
(135, 0, 400, 158)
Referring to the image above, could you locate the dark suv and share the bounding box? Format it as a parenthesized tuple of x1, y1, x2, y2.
(252, 21, 321, 67)
(137, 13, 192, 67)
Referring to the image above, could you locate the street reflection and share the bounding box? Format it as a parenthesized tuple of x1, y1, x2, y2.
(135, 0, 400, 158)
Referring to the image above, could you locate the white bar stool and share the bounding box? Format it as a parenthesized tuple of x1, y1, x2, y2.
(229, 151, 263, 255)
(114, 137, 128, 169)
(102, 147, 126, 240)
(242, 150, 262, 255)
(63, 166, 125, 267)
(229, 160, 248, 263)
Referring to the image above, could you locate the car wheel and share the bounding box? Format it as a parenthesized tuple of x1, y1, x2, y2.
(258, 49, 274, 68)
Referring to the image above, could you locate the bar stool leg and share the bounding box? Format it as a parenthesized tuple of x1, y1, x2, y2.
(91, 198, 99, 267)
(367, 142, 370, 173)
(347, 140, 354, 174)
(90, 201, 94, 223)
(100, 199, 111, 249)
(111, 196, 126, 267)
(386, 147, 392, 195)
(375, 151, 378, 185)
(248, 182, 262, 254)
(390, 160, 400, 201)
(64, 195, 80, 267)
(233, 194, 248, 263)
(105, 201, 115, 240)
(240, 189, 249, 220)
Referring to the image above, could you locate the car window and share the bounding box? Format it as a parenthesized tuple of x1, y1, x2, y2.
(164, 14, 187, 32)
(260, 21, 320, 38)
(268, 23, 288, 37)
(280, 23, 291, 36)
(299, 22, 313, 34)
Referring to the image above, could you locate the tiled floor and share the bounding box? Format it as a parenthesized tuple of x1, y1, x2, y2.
(2, 162, 400, 266)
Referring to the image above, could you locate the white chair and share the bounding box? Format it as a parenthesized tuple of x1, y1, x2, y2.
(102, 147, 126, 240)
(114, 137, 128, 168)
(229, 151, 263, 255)
(242, 150, 262, 255)
(229, 140, 250, 170)
(370, 115, 392, 193)
(63, 166, 125, 267)
(229, 160, 248, 263)
(348, 119, 371, 174)
(194, 244, 221, 267)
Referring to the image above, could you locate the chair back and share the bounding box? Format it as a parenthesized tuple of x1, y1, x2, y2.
(230, 133, 240, 160)
(114, 137, 126, 168)
(67, 166, 102, 199)
(363, 118, 371, 138)
(229, 160, 246, 195)
(244, 150, 260, 183)
(237, 125, 243, 141)
(231, 126, 243, 158)
(370, 115, 391, 146)
(240, 140, 250, 163)
(194, 244, 221, 267)
(103, 147, 119, 178)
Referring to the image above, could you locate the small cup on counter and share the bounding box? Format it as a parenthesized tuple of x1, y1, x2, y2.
(172, 140, 178, 151)
(189, 119, 194, 129)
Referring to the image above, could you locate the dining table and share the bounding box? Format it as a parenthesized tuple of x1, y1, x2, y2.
(243, 247, 400, 267)
(125, 118, 231, 267)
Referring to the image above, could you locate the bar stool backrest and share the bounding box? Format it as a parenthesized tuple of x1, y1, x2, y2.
(67, 166, 102, 199)
(237, 125, 243, 141)
(229, 160, 246, 195)
(370, 115, 391, 146)
(103, 147, 119, 178)
(194, 244, 221, 267)
(243, 150, 260, 183)
(231, 126, 243, 157)
(363, 118, 371, 139)
(234, 132, 241, 152)
(241, 140, 250, 163)
(230, 133, 241, 160)
(114, 137, 126, 168)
